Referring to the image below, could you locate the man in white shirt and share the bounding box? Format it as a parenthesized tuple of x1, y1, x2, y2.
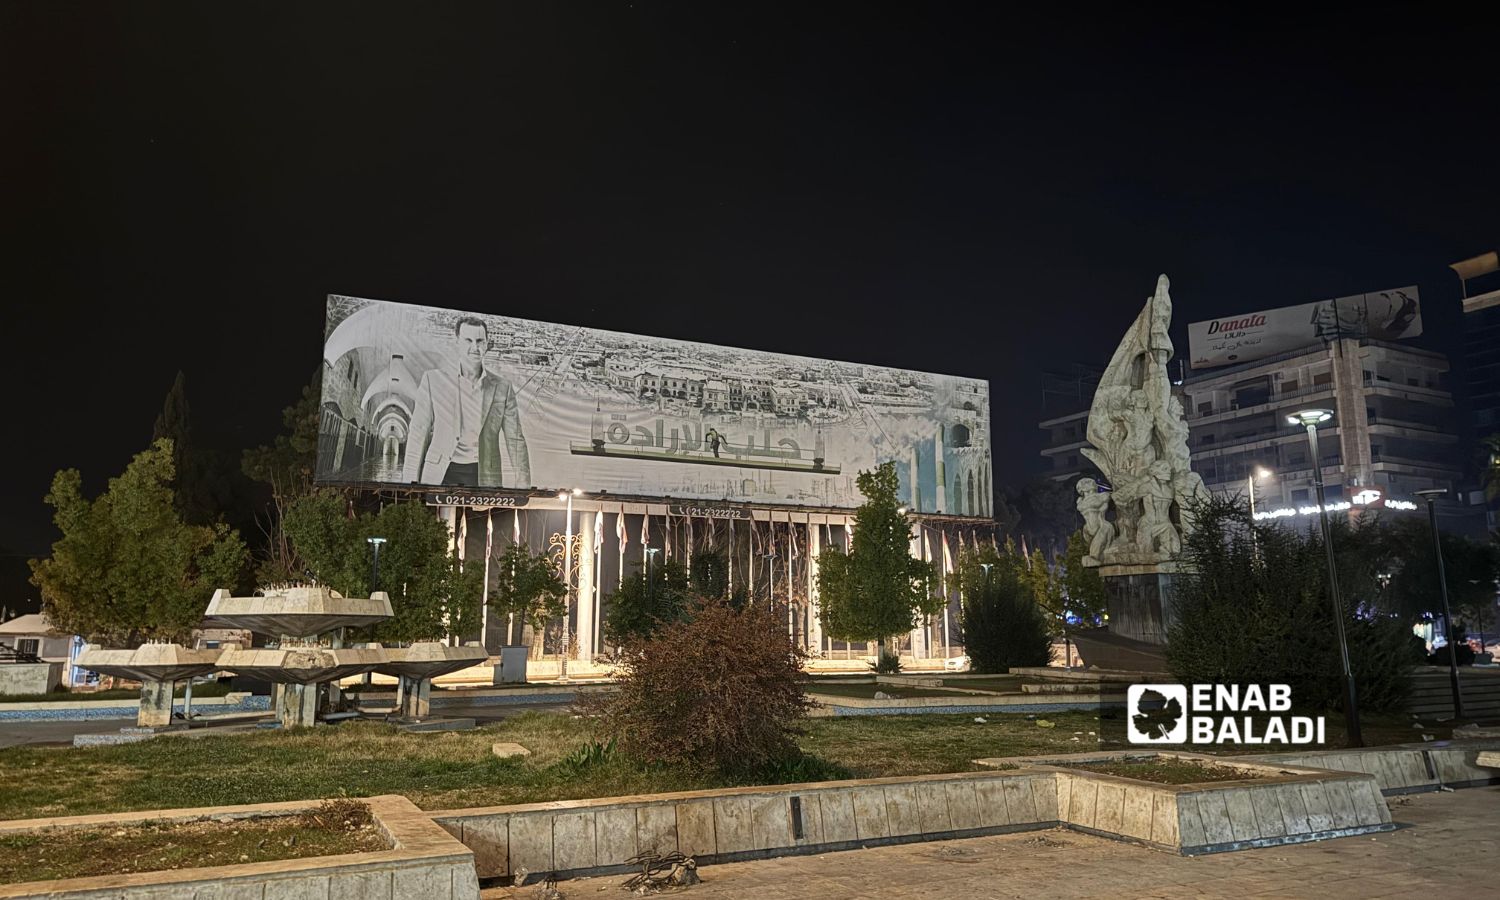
(403, 316, 531, 488)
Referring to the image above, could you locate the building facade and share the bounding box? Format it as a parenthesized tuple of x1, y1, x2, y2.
(1181, 338, 1461, 519)
(1038, 341, 1463, 524)
(1459, 267, 1500, 530)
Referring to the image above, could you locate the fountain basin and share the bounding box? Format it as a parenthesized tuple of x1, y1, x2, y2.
(216, 647, 388, 685)
(377, 642, 488, 681)
(75, 644, 225, 683)
(204, 587, 393, 639)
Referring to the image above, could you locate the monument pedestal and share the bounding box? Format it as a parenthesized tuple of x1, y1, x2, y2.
(1100, 564, 1179, 647)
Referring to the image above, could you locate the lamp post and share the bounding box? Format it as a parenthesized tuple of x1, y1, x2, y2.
(1415, 489, 1465, 720)
(367, 536, 387, 591)
(363, 537, 387, 687)
(644, 547, 661, 624)
(1287, 408, 1361, 747)
(1247, 466, 1272, 520)
(557, 489, 582, 684)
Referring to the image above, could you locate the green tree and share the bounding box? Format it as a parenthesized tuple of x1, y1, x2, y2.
(488, 543, 567, 638)
(604, 559, 694, 646)
(242, 371, 324, 584)
(153, 371, 252, 532)
(1371, 517, 1500, 622)
(280, 489, 482, 643)
(817, 463, 937, 664)
(958, 562, 1053, 673)
(690, 548, 730, 601)
(1167, 496, 1418, 714)
(28, 439, 248, 646)
(1061, 530, 1107, 627)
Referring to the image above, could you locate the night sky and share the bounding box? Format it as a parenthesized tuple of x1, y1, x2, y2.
(4, 5, 1498, 604)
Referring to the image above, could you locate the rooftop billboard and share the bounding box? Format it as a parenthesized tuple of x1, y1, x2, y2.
(1187, 286, 1421, 370)
(316, 295, 993, 517)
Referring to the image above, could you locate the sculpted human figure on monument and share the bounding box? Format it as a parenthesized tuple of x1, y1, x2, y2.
(1076, 477, 1115, 565)
(1076, 274, 1206, 569)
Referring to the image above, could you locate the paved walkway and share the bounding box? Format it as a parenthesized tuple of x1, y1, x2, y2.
(484, 787, 1500, 899)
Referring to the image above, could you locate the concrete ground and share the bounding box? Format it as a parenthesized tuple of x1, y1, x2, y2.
(483, 787, 1500, 899)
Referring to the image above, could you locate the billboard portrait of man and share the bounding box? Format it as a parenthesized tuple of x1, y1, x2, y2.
(403, 316, 531, 488)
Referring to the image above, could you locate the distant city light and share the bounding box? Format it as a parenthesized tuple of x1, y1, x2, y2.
(1253, 492, 1417, 520)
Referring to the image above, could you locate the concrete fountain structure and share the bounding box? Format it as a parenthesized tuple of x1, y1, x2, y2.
(206, 586, 393, 728)
(73, 585, 490, 731)
(378, 640, 488, 720)
(73, 643, 226, 727)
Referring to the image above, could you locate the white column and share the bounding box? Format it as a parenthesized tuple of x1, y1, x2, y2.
(908, 523, 926, 659)
(806, 520, 823, 655)
(578, 510, 597, 665)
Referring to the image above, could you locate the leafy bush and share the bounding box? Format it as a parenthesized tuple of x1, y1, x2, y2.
(596, 599, 813, 773)
(958, 564, 1053, 673)
(603, 559, 693, 646)
(1167, 496, 1415, 713)
(869, 652, 903, 674)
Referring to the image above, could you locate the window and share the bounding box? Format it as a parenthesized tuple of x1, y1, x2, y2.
(1201, 434, 1216, 445)
(17, 638, 39, 657)
(1197, 401, 1213, 415)
(1292, 489, 1309, 502)
(1314, 372, 1332, 386)
(1282, 379, 1299, 393)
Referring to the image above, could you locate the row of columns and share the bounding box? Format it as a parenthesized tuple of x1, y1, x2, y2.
(439, 500, 967, 661)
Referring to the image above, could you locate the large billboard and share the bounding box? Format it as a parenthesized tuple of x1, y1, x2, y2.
(1187, 286, 1421, 370)
(316, 295, 993, 516)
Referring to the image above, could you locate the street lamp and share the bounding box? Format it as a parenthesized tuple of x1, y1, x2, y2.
(363, 537, 387, 687)
(1286, 408, 1361, 747)
(644, 547, 661, 621)
(1247, 466, 1273, 520)
(1415, 489, 1465, 720)
(557, 489, 582, 684)
(367, 536, 387, 591)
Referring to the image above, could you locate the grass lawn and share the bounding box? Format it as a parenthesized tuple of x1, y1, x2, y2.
(0, 800, 385, 885)
(0, 708, 1443, 821)
(0, 682, 238, 704)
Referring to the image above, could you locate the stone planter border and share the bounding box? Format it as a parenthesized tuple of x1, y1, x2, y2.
(0, 795, 479, 900)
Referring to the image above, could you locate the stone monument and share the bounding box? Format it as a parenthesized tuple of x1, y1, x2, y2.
(1077, 274, 1208, 644)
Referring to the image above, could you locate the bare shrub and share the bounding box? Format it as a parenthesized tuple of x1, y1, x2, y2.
(595, 599, 814, 773)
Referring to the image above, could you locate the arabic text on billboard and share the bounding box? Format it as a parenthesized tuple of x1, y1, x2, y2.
(1187, 286, 1421, 370)
(316, 296, 993, 516)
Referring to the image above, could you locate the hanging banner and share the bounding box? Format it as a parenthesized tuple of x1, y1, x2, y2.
(1187, 286, 1421, 370)
(317, 294, 993, 516)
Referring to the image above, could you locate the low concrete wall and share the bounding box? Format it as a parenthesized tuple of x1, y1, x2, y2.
(432, 750, 1399, 880)
(1239, 739, 1500, 794)
(0, 795, 479, 900)
(0, 663, 62, 696)
(1041, 756, 1392, 855)
(430, 770, 1062, 881)
(0, 692, 269, 722)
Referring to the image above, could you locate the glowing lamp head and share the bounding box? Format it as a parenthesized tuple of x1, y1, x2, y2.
(1286, 408, 1334, 427)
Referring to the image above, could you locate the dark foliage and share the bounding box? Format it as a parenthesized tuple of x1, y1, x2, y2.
(958, 563, 1053, 673)
(596, 599, 814, 773)
(603, 559, 693, 646)
(1166, 496, 1416, 714)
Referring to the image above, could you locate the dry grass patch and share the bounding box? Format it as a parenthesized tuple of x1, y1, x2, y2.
(0, 800, 385, 885)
